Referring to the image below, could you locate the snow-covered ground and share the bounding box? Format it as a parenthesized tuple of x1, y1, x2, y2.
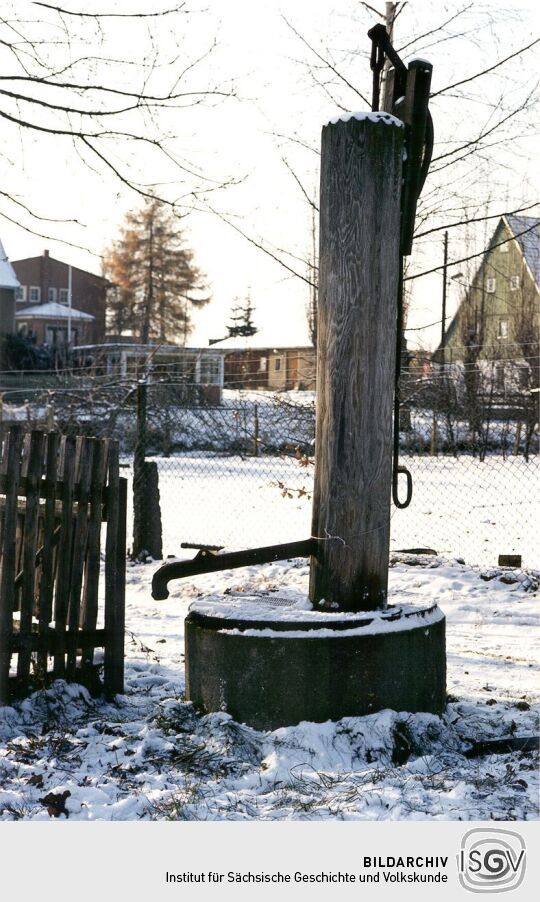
(0, 555, 538, 821)
(127, 453, 539, 570)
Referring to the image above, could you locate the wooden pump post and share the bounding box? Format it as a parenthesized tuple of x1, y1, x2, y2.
(310, 112, 404, 612)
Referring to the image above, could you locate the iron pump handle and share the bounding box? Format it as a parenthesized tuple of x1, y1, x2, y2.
(368, 23, 433, 256)
(368, 24, 435, 510)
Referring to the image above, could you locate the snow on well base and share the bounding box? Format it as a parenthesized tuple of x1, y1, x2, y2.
(184, 598, 446, 731)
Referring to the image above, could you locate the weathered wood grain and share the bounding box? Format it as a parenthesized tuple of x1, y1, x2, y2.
(53, 434, 76, 676)
(104, 444, 126, 696)
(309, 115, 404, 612)
(0, 426, 23, 703)
(66, 438, 94, 676)
(37, 432, 59, 675)
(80, 439, 109, 670)
(17, 430, 45, 688)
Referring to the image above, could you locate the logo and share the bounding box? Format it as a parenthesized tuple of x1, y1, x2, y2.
(458, 829, 526, 893)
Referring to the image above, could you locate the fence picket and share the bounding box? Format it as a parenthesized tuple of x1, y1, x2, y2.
(37, 432, 59, 676)
(80, 440, 109, 670)
(0, 425, 125, 702)
(17, 431, 46, 690)
(66, 438, 94, 677)
(104, 444, 126, 696)
(0, 426, 23, 704)
(53, 434, 76, 677)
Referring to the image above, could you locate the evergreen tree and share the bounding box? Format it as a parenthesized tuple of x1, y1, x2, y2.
(227, 293, 257, 338)
(104, 198, 209, 344)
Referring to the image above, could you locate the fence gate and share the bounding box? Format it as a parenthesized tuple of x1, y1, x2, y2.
(0, 426, 126, 703)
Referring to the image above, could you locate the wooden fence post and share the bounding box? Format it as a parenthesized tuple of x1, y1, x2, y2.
(309, 112, 404, 612)
(132, 379, 147, 558)
(104, 443, 126, 697)
(0, 426, 23, 703)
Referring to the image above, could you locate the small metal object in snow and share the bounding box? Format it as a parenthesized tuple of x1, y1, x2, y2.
(181, 542, 224, 559)
(498, 554, 522, 568)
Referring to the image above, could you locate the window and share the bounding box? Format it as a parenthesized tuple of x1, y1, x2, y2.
(518, 367, 530, 389)
(45, 325, 69, 345)
(274, 357, 282, 371)
(59, 288, 69, 304)
(510, 275, 520, 291)
(498, 319, 508, 339)
(259, 356, 267, 372)
(48, 287, 57, 303)
(485, 278, 496, 293)
(15, 286, 26, 303)
(199, 357, 220, 384)
(29, 286, 40, 303)
(495, 365, 505, 391)
(499, 241, 509, 253)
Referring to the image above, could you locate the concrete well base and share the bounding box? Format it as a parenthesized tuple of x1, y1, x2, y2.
(185, 602, 446, 731)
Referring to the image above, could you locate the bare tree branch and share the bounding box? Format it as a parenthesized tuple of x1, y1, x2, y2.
(406, 223, 539, 281)
(282, 15, 371, 106)
(32, 2, 187, 18)
(202, 200, 316, 289)
(415, 202, 540, 239)
(431, 37, 540, 98)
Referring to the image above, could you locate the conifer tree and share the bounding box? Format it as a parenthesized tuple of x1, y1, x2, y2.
(104, 198, 209, 345)
(227, 293, 257, 338)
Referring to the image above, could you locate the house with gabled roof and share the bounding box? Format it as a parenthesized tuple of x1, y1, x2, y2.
(436, 214, 539, 402)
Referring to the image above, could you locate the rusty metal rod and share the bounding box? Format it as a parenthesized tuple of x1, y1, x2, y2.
(151, 538, 318, 600)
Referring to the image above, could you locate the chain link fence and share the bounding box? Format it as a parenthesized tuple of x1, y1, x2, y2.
(1, 370, 538, 578)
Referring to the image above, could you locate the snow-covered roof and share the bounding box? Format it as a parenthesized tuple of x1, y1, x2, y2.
(15, 302, 94, 321)
(505, 214, 540, 286)
(0, 239, 21, 290)
(209, 335, 314, 352)
(76, 342, 224, 355)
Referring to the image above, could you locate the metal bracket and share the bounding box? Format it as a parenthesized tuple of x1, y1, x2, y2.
(368, 23, 433, 256)
(368, 23, 435, 511)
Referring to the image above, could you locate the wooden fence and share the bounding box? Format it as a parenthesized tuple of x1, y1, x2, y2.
(0, 426, 126, 704)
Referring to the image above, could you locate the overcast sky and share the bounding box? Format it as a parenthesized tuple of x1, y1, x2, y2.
(1, 0, 538, 349)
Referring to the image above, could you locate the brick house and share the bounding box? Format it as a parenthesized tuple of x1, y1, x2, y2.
(12, 250, 108, 347)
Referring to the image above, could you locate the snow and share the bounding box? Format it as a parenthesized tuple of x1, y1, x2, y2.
(0, 239, 20, 290)
(125, 452, 538, 570)
(191, 596, 445, 635)
(0, 553, 538, 822)
(14, 302, 94, 320)
(220, 603, 443, 639)
(0, 429, 537, 821)
(327, 111, 404, 128)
